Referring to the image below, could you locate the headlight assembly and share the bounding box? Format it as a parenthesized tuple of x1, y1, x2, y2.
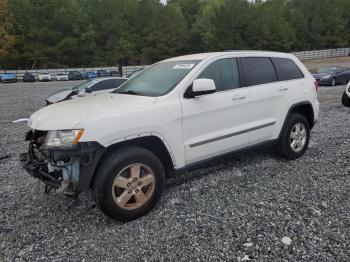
(45, 129, 84, 148)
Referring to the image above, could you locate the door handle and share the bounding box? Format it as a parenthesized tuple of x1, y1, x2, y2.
(232, 94, 247, 101)
(278, 87, 289, 92)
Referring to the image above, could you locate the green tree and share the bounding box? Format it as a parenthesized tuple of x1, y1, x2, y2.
(0, 0, 15, 64)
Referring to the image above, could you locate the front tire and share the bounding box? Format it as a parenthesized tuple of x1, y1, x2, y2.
(277, 113, 310, 160)
(92, 147, 165, 221)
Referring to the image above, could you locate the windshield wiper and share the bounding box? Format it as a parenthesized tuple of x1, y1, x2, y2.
(117, 90, 143, 96)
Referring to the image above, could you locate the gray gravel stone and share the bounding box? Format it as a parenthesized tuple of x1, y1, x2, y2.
(0, 81, 349, 261)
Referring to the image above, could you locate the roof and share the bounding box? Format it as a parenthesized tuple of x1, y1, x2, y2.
(163, 51, 295, 62)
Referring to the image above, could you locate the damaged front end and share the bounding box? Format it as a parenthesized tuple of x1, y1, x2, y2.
(20, 130, 104, 194)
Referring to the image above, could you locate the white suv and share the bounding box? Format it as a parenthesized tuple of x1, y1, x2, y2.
(21, 51, 319, 221)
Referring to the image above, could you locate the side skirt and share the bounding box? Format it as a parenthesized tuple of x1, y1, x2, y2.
(174, 139, 278, 175)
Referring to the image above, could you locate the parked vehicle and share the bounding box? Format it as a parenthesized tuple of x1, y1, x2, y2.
(84, 71, 97, 80)
(312, 66, 350, 86)
(109, 70, 121, 77)
(1, 73, 17, 83)
(342, 82, 350, 107)
(96, 69, 109, 77)
(56, 72, 69, 81)
(68, 71, 84, 80)
(20, 51, 319, 221)
(127, 69, 144, 78)
(38, 72, 52, 82)
(46, 77, 128, 104)
(22, 72, 36, 82)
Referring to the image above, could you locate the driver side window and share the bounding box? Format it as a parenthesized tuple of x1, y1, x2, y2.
(197, 58, 240, 92)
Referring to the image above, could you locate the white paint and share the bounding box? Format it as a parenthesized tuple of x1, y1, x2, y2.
(27, 51, 319, 170)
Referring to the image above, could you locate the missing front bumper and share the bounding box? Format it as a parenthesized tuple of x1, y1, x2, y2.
(20, 137, 104, 193)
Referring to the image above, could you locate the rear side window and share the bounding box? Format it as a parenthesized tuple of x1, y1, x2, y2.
(113, 79, 127, 88)
(271, 58, 304, 81)
(198, 58, 240, 91)
(91, 79, 126, 91)
(103, 79, 125, 90)
(90, 81, 106, 91)
(243, 57, 277, 86)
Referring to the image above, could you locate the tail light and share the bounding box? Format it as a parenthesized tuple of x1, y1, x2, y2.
(314, 80, 319, 92)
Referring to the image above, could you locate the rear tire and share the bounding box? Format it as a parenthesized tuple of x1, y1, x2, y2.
(277, 113, 310, 160)
(92, 146, 165, 221)
(342, 92, 350, 107)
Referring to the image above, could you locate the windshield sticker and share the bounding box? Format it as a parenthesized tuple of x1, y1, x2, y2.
(173, 64, 195, 69)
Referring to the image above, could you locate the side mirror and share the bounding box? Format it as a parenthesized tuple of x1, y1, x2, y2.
(185, 79, 216, 98)
(85, 87, 92, 93)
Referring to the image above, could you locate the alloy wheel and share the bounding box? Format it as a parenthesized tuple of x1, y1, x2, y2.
(290, 122, 307, 153)
(112, 163, 155, 210)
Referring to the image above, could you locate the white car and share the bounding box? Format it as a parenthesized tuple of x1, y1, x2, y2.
(38, 72, 51, 82)
(46, 77, 128, 104)
(342, 82, 350, 107)
(20, 51, 319, 221)
(55, 73, 69, 81)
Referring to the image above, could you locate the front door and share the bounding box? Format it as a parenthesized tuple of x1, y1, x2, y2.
(181, 58, 251, 165)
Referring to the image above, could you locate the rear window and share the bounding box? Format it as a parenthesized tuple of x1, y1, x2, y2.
(243, 57, 277, 86)
(271, 58, 304, 81)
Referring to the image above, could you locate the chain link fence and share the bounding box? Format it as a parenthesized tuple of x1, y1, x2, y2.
(292, 47, 350, 61)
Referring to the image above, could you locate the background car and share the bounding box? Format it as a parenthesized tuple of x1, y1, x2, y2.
(109, 70, 121, 76)
(68, 71, 84, 80)
(56, 72, 69, 81)
(22, 72, 36, 82)
(126, 69, 144, 78)
(96, 69, 109, 77)
(313, 66, 350, 86)
(46, 77, 128, 104)
(0, 73, 17, 83)
(84, 71, 97, 79)
(38, 72, 52, 82)
(342, 82, 350, 107)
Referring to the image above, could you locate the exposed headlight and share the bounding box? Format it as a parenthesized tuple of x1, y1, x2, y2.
(321, 74, 332, 79)
(45, 129, 84, 148)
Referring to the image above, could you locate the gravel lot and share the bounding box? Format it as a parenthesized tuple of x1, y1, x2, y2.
(0, 81, 349, 261)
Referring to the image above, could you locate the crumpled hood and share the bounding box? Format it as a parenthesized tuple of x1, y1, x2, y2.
(46, 89, 73, 103)
(29, 93, 157, 130)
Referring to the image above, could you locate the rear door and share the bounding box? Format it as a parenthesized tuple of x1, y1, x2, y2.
(181, 57, 251, 165)
(241, 57, 287, 145)
(336, 68, 350, 83)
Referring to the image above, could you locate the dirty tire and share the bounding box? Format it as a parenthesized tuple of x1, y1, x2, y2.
(342, 92, 350, 107)
(277, 113, 310, 160)
(92, 146, 165, 221)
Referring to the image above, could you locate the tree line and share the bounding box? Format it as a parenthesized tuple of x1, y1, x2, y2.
(1, 0, 350, 69)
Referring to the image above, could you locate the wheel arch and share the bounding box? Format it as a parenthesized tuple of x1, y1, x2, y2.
(89, 135, 175, 189)
(279, 101, 315, 138)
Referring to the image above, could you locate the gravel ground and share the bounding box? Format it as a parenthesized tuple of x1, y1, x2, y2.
(0, 81, 349, 261)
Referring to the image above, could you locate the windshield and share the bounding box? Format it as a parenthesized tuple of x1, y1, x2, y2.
(318, 67, 337, 74)
(116, 60, 200, 96)
(72, 80, 95, 92)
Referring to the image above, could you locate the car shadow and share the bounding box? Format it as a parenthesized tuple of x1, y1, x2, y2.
(165, 147, 282, 190)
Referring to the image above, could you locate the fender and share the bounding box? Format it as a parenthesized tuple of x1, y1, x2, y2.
(278, 101, 315, 139)
(102, 131, 176, 167)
